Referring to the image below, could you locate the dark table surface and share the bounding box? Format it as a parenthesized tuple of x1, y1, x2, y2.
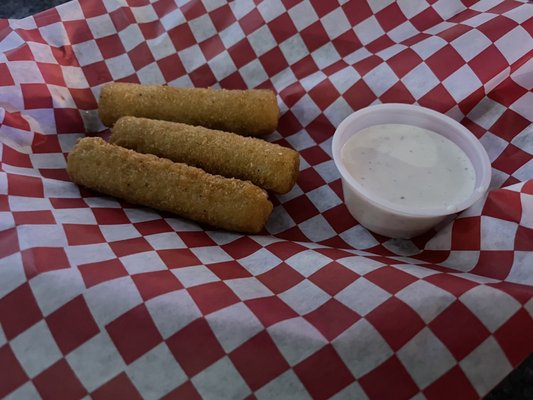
(1, 0, 532, 399)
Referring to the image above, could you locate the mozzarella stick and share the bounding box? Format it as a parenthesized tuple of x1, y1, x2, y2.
(110, 117, 299, 194)
(98, 83, 279, 136)
(67, 137, 273, 234)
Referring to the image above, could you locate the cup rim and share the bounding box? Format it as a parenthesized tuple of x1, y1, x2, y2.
(332, 103, 492, 218)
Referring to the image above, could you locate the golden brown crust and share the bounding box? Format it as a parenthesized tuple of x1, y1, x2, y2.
(67, 137, 273, 233)
(98, 83, 279, 136)
(110, 116, 299, 194)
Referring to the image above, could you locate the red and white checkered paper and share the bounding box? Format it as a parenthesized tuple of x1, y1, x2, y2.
(1, 0, 532, 399)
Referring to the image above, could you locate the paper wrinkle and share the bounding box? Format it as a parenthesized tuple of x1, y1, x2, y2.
(126, 343, 188, 400)
(254, 370, 310, 400)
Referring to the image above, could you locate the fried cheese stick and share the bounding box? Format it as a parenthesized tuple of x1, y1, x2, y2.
(110, 116, 299, 194)
(67, 137, 273, 233)
(99, 83, 279, 136)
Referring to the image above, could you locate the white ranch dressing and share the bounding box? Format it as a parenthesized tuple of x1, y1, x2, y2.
(341, 124, 476, 211)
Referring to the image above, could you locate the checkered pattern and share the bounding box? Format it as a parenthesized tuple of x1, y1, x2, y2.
(1, 0, 532, 398)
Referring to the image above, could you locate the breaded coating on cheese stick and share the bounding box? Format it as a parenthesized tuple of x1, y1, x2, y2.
(99, 83, 279, 137)
(110, 117, 299, 194)
(67, 137, 273, 234)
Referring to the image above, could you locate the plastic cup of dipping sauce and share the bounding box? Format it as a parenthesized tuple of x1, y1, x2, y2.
(332, 104, 491, 239)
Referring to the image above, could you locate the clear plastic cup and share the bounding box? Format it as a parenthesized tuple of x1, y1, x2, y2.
(332, 103, 492, 239)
